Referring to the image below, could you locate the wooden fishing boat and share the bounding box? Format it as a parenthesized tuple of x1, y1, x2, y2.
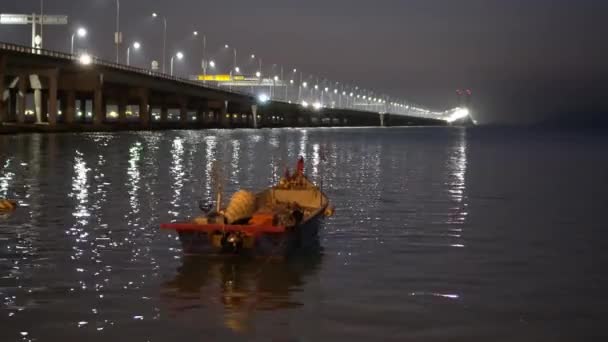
(161, 158, 333, 256)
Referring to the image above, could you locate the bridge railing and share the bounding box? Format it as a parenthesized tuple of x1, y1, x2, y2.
(0, 41, 253, 98)
(1, 41, 447, 121)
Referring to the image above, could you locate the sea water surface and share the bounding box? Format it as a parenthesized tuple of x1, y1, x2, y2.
(0, 127, 607, 341)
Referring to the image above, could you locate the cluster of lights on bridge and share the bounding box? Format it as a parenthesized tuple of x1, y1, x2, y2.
(2, 5, 469, 123)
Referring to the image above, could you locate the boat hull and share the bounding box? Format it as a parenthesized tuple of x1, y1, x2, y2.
(177, 212, 324, 256)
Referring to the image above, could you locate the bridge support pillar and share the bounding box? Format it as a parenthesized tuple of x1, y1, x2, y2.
(379, 113, 385, 127)
(47, 71, 58, 126)
(138, 90, 150, 127)
(8, 89, 16, 123)
(220, 100, 229, 128)
(93, 87, 105, 125)
(34, 85, 44, 123)
(64, 91, 76, 124)
(251, 104, 258, 128)
(78, 99, 85, 123)
(118, 95, 127, 124)
(179, 99, 188, 123)
(17, 74, 26, 124)
(197, 102, 208, 126)
(160, 106, 168, 122)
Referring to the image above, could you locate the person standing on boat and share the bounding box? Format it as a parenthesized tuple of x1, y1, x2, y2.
(296, 156, 305, 176)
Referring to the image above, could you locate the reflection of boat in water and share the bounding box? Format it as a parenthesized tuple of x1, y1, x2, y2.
(161, 157, 334, 256)
(162, 249, 323, 332)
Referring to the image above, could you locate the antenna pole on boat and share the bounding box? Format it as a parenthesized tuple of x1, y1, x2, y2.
(212, 160, 224, 213)
(216, 191, 222, 212)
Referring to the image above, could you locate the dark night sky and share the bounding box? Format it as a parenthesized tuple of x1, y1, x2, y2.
(1, 0, 607, 124)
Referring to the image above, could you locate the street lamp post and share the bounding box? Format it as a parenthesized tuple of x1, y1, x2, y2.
(298, 72, 303, 102)
(272, 75, 279, 99)
(115, 0, 121, 63)
(301, 81, 308, 104)
(126, 41, 140, 66)
(152, 13, 167, 73)
(70, 27, 87, 55)
(230, 47, 236, 74)
(193, 31, 208, 83)
(170, 51, 184, 76)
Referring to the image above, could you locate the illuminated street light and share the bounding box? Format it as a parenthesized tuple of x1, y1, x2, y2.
(446, 107, 470, 123)
(235, 66, 240, 73)
(126, 41, 141, 66)
(251, 54, 255, 59)
(302, 82, 308, 88)
(209, 60, 216, 68)
(256, 71, 261, 78)
(70, 27, 87, 55)
(301, 101, 309, 108)
(313, 101, 322, 110)
(274, 76, 279, 81)
(170, 51, 184, 76)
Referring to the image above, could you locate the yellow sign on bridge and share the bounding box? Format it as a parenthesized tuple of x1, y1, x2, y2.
(197, 74, 245, 82)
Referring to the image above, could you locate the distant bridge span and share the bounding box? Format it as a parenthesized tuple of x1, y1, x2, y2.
(0, 42, 449, 133)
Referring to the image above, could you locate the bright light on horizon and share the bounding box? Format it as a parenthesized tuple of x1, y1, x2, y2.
(79, 53, 92, 65)
(446, 107, 470, 123)
(258, 93, 269, 103)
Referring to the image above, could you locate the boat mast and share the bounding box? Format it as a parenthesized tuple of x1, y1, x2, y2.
(212, 160, 223, 212)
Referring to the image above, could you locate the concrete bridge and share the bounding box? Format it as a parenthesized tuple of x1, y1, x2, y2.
(0, 42, 447, 134)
